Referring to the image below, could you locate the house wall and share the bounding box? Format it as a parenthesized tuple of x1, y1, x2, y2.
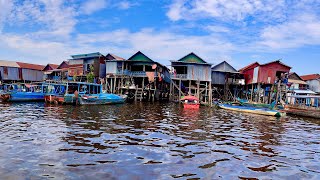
(21, 69, 44, 81)
(0, 67, 20, 80)
(258, 63, 290, 83)
(307, 79, 320, 93)
(106, 62, 117, 74)
(187, 65, 211, 81)
(211, 71, 226, 85)
(242, 68, 255, 84)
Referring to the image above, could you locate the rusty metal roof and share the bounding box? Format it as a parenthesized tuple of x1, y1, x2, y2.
(0, 60, 20, 68)
(16, 62, 45, 71)
(301, 74, 320, 81)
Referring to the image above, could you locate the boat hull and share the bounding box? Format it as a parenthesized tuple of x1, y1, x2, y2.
(183, 103, 200, 109)
(79, 94, 125, 105)
(1, 92, 45, 102)
(218, 104, 284, 117)
(284, 105, 320, 119)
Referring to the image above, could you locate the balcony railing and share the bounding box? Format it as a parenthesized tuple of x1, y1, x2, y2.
(171, 74, 187, 79)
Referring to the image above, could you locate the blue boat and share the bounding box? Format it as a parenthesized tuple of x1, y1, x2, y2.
(0, 83, 44, 102)
(45, 82, 125, 105)
(218, 103, 285, 117)
(0, 82, 67, 102)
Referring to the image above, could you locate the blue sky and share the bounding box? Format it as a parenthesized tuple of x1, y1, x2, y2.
(0, 0, 319, 75)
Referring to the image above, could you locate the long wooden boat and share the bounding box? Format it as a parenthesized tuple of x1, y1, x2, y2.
(218, 103, 285, 117)
(284, 105, 320, 119)
(285, 95, 320, 118)
(79, 94, 125, 105)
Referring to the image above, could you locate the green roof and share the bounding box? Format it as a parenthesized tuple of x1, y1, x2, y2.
(71, 52, 103, 59)
(127, 51, 154, 62)
(178, 52, 207, 64)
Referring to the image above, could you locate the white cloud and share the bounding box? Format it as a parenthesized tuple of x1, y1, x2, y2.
(0, 0, 13, 33)
(7, 0, 77, 38)
(166, 0, 186, 21)
(80, 0, 108, 15)
(205, 25, 230, 33)
(259, 14, 320, 49)
(167, 0, 286, 22)
(116, 1, 136, 10)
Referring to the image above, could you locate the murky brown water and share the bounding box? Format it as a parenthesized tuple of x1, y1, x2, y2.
(0, 102, 319, 179)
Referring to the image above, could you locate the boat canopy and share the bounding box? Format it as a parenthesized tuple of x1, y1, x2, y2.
(180, 95, 199, 101)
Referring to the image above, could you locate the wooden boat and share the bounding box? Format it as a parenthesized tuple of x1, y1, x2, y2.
(180, 95, 200, 109)
(218, 103, 285, 117)
(285, 95, 320, 118)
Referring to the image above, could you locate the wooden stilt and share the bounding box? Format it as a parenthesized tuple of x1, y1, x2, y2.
(178, 79, 182, 103)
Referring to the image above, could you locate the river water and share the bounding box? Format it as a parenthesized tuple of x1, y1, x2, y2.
(0, 102, 319, 179)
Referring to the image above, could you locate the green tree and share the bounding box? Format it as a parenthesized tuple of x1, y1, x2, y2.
(86, 65, 95, 83)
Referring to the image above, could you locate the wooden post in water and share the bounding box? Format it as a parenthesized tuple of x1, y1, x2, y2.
(178, 79, 181, 103)
(209, 81, 212, 107)
(257, 82, 261, 103)
(197, 80, 200, 101)
(250, 84, 254, 102)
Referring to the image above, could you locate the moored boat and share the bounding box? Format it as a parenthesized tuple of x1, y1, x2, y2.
(0, 83, 46, 102)
(285, 95, 320, 118)
(218, 103, 285, 117)
(45, 82, 125, 105)
(180, 95, 200, 109)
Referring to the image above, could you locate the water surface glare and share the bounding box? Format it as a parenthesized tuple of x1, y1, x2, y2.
(0, 102, 319, 179)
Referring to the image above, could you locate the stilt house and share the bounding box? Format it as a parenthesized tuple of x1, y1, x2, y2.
(170, 52, 212, 105)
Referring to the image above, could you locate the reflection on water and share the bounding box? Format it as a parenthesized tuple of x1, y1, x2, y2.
(0, 102, 319, 179)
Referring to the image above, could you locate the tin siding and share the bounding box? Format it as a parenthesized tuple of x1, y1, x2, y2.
(211, 71, 225, 85)
(7, 67, 20, 80)
(106, 62, 117, 74)
(99, 63, 106, 78)
(22, 69, 44, 81)
(187, 65, 211, 81)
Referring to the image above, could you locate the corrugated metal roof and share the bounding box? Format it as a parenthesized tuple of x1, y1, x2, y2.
(239, 62, 259, 71)
(261, 60, 291, 68)
(71, 52, 103, 59)
(301, 74, 320, 81)
(16, 62, 45, 71)
(128, 51, 154, 62)
(0, 60, 20, 68)
(106, 53, 126, 61)
(212, 61, 237, 73)
(177, 52, 208, 64)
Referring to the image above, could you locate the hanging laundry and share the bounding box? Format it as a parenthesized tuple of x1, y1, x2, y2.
(146, 72, 155, 82)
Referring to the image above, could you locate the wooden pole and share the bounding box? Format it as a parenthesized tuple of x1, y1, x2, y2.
(179, 78, 181, 103)
(257, 82, 261, 103)
(188, 80, 191, 95)
(169, 79, 172, 101)
(250, 84, 254, 102)
(209, 81, 212, 106)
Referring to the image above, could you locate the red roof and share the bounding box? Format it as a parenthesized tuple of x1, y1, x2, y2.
(48, 64, 59, 69)
(16, 62, 45, 71)
(239, 62, 259, 72)
(261, 60, 291, 68)
(301, 74, 320, 81)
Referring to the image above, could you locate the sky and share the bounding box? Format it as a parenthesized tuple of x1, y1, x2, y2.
(0, 0, 319, 75)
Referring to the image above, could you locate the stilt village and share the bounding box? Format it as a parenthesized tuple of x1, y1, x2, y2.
(0, 51, 319, 118)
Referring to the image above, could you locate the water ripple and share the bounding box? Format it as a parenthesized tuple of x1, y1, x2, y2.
(0, 102, 319, 179)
